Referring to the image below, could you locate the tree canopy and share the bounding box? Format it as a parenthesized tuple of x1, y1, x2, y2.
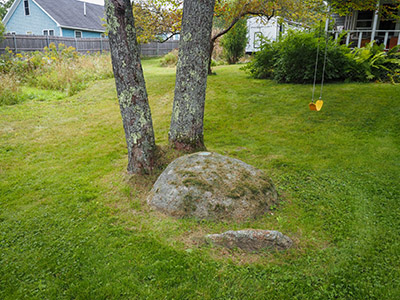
(329, 0, 400, 18)
(0, 0, 13, 20)
(0, 21, 5, 42)
(132, 0, 328, 44)
(132, 0, 182, 43)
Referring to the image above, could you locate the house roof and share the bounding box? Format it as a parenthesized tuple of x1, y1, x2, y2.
(2, 0, 106, 32)
(35, 0, 105, 32)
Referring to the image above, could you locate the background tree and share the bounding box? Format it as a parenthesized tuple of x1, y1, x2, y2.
(169, 0, 216, 151)
(105, 0, 156, 174)
(130, 0, 326, 74)
(208, 0, 327, 74)
(0, 21, 5, 42)
(0, 0, 14, 20)
(328, 0, 400, 17)
(132, 0, 182, 43)
(220, 18, 248, 64)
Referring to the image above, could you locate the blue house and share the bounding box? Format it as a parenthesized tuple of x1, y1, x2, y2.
(2, 0, 105, 38)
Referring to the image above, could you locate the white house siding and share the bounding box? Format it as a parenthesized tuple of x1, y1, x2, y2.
(4, 0, 59, 36)
(62, 28, 102, 38)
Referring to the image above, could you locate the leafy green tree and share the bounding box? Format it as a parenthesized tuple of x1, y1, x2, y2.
(220, 18, 247, 64)
(328, 0, 400, 17)
(0, 21, 5, 42)
(0, 0, 14, 20)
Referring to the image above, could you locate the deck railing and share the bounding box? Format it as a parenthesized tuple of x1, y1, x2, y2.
(330, 29, 400, 50)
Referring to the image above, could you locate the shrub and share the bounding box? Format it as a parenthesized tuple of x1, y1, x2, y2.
(221, 19, 248, 64)
(276, 31, 350, 83)
(243, 40, 279, 79)
(346, 42, 400, 83)
(160, 49, 179, 67)
(0, 21, 5, 43)
(245, 29, 400, 84)
(245, 30, 351, 84)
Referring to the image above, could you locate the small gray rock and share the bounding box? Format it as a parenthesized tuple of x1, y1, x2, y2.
(205, 229, 293, 252)
(147, 152, 278, 221)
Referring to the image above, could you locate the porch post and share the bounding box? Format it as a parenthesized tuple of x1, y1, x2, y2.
(371, 0, 380, 42)
(325, 5, 331, 33)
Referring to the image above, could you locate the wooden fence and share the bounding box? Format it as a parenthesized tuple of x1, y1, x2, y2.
(0, 35, 179, 56)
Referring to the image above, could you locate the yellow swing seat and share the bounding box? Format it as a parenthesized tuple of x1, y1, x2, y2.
(309, 99, 323, 111)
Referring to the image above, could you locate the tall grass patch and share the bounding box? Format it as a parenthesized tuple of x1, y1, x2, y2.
(160, 49, 179, 67)
(0, 43, 113, 103)
(0, 73, 23, 105)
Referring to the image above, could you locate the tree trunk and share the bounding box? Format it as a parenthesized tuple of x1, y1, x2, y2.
(169, 0, 216, 151)
(105, 0, 156, 174)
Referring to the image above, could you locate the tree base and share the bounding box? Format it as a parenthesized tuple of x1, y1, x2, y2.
(169, 139, 207, 153)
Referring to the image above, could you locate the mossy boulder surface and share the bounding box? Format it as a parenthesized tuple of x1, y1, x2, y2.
(147, 152, 278, 220)
(205, 229, 293, 252)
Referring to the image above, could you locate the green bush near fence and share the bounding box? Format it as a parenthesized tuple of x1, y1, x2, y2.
(160, 49, 178, 67)
(0, 43, 113, 105)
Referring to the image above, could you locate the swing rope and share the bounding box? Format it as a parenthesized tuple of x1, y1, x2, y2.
(311, 21, 322, 104)
(310, 18, 329, 112)
(319, 27, 329, 100)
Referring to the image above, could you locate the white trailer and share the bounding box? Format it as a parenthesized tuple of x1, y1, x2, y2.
(246, 17, 305, 53)
(246, 17, 281, 53)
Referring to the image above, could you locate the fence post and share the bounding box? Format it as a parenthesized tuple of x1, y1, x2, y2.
(46, 35, 50, 47)
(75, 38, 78, 51)
(156, 42, 159, 56)
(100, 36, 103, 53)
(13, 34, 17, 52)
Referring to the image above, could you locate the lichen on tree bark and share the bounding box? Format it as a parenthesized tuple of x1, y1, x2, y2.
(105, 0, 156, 174)
(169, 0, 216, 151)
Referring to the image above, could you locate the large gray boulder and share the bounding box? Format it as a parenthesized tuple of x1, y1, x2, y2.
(205, 229, 293, 252)
(147, 152, 278, 221)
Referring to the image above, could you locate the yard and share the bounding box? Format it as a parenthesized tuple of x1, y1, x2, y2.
(0, 59, 399, 299)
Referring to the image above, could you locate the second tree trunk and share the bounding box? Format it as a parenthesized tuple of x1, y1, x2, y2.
(169, 0, 216, 151)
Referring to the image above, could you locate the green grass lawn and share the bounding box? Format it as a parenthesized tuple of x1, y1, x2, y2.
(1, 58, 399, 299)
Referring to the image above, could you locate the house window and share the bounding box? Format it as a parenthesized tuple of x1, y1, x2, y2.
(75, 31, 82, 38)
(356, 11, 374, 29)
(24, 0, 30, 16)
(379, 4, 398, 31)
(43, 30, 54, 36)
